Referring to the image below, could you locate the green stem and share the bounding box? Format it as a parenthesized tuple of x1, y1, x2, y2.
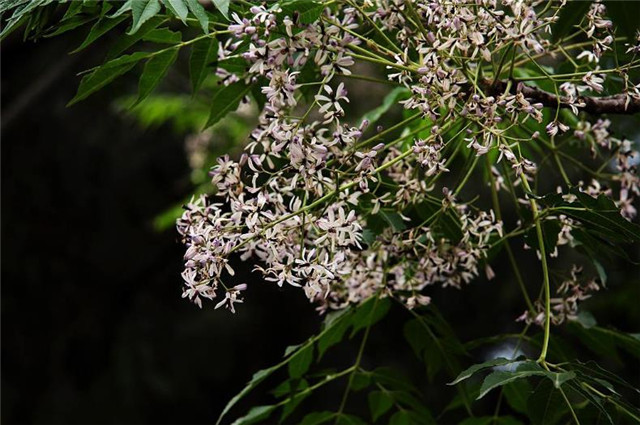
(348, 0, 403, 55)
(519, 175, 551, 364)
(486, 156, 535, 314)
(338, 73, 398, 86)
(348, 52, 417, 73)
(453, 154, 480, 196)
(275, 366, 355, 410)
(363, 111, 421, 141)
(558, 386, 581, 425)
(334, 293, 381, 423)
(400, 301, 474, 417)
(79, 28, 231, 75)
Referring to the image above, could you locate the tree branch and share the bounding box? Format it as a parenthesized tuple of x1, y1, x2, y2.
(487, 79, 640, 115)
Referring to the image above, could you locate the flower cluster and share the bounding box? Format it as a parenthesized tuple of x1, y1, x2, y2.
(574, 118, 640, 219)
(518, 265, 600, 326)
(177, 1, 638, 319)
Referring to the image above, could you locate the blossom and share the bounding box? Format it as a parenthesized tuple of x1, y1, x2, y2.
(316, 207, 362, 249)
(174, 0, 624, 318)
(582, 72, 605, 93)
(315, 83, 349, 122)
(215, 284, 247, 313)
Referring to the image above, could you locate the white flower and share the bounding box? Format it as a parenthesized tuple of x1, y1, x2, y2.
(582, 72, 604, 93)
(315, 83, 349, 122)
(215, 284, 247, 313)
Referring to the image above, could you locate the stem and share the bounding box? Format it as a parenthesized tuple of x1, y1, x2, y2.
(275, 366, 355, 410)
(400, 301, 474, 417)
(558, 386, 581, 425)
(348, 0, 403, 55)
(338, 73, 398, 86)
(79, 29, 231, 75)
(453, 154, 480, 196)
(334, 293, 381, 423)
(582, 383, 640, 422)
(519, 175, 551, 365)
(348, 52, 417, 73)
(486, 156, 535, 314)
(355, 113, 422, 149)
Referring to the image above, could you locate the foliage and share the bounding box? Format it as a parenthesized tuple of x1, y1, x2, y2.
(4, 0, 640, 424)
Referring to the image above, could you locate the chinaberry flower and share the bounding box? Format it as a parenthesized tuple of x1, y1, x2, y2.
(582, 72, 605, 93)
(215, 284, 247, 313)
(315, 83, 349, 122)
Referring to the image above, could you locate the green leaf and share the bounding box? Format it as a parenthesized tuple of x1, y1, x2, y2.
(368, 391, 394, 422)
(68, 52, 152, 106)
(592, 259, 607, 286)
(477, 363, 548, 399)
(574, 310, 597, 329)
(1, 0, 53, 39)
(361, 87, 410, 126)
(335, 414, 368, 425)
(605, 1, 640, 40)
(212, 0, 229, 17)
(317, 313, 350, 360)
(323, 306, 351, 329)
(71, 15, 127, 53)
(271, 378, 308, 398)
(403, 319, 427, 359)
(565, 381, 614, 425)
(205, 82, 250, 128)
(189, 37, 218, 93)
(251, 82, 267, 110)
(284, 343, 303, 357)
(351, 371, 371, 391)
(391, 391, 433, 420)
(420, 347, 442, 382)
(449, 357, 521, 385)
(459, 417, 523, 425)
(106, 16, 164, 60)
(280, 0, 324, 24)
(110, 0, 132, 18)
(142, 28, 182, 43)
(389, 410, 412, 425)
(61, 1, 85, 21)
(594, 326, 640, 359)
(288, 344, 313, 379)
(299, 411, 336, 425)
(572, 228, 635, 264)
(44, 14, 97, 38)
(185, 0, 208, 32)
(552, 1, 590, 42)
(503, 380, 532, 414)
(217, 366, 279, 424)
(350, 297, 391, 337)
(413, 201, 462, 242)
(566, 323, 623, 363)
(369, 368, 419, 394)
(540, 190, 640, 243)
(275, 379, 310, 422)
(231, 405, 277, 425)
(359, 228, 376, 247)
(524, 218, 561, 253)
(547, 371, 576, 389)
(527, 380, 567, 425)
(129, 0, 161, 34)
(134, 48, 178, 105)
(379, 209, 407, 232)
(218, 56, 249, 75)
(162, 0, 188, 22)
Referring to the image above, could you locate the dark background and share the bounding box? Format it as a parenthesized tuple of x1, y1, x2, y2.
(2, 28, 639, 425)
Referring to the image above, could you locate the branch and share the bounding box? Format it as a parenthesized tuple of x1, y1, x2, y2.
(487, 79, 640, 115)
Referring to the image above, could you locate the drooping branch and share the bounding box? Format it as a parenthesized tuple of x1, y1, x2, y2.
(487, 79, 640, 115)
